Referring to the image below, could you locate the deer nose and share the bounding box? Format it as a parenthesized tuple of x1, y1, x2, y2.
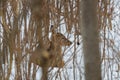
(70, 41, 72, 45)
(68, 41, 72, 46)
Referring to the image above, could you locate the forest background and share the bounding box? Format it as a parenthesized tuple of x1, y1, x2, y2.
(0, 0, 120, 80)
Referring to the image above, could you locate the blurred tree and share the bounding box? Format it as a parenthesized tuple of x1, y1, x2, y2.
(30, 0, 50, 80)
(80, 0, 101, 80)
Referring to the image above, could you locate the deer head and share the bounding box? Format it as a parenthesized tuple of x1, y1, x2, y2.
(52, 33, 72, 46)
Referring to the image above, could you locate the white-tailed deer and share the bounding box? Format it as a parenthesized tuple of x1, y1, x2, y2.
(30, 26, 72, 68)
(47, 26, 72, 67)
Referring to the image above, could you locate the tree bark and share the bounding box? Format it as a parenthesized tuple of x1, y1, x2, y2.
(80, 0, 101, 80)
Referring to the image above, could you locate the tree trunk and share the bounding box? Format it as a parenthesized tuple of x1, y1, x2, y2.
(80, 0, 101, 80)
